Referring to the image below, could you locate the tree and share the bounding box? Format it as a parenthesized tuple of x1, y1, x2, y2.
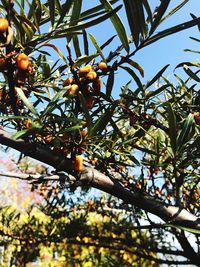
(0, 0, 200, 265)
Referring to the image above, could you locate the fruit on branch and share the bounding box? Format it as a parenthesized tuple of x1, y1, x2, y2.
(63, 77, 74, 86)
(98, 61, 107, 70)
(86, 71, 97, 81)
(68, 84, 79, 95)
(0, 18, 9, 33)
(74, 155, 83, 172)
(79, 65, 92, 75)
(93, 77, 102, 93)
(16, 53, 30, 71)
(194, 112, 200, 125)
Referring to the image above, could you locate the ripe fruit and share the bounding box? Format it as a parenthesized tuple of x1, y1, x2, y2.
(68, 84, 79, 95)
(74, 155, 83, 172)
(16, 53, 29, 71)
(0, 18, 9, 33)
(79, 65, 92, 75)
(98, 61, 107, 70)
(63, 77, 73, 86)
(194, 113, 200, 125)
(93, 77, 102, 93)
(86, 71, 97, 81)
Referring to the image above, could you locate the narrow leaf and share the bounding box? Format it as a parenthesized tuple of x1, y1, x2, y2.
(15, 87, 38, 116)
(167, 102, 177, 154)
(127, 58, 144, 77)
(183, 66, 200, 82)
(146, 17, 200, 46)
(73, 54, 99, 68)
(41, 88, 68, 117)
(100, 0, 129, 52)
(106, 70, 115, 97)
(89, 33, 106, 61)
(145, 84, 170, 99)
(150, 0, 170, 34)
(78, 92, 92, 131)
(146, 65, 170, 88)
(177, 114, 194, 151)
(120, 66, 143, 91)
(90, 106, 115, 136)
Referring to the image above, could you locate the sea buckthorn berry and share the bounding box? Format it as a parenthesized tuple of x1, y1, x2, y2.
(75, 155, 83, 172)
(68, 84, 79, 96)
(0, 18, 9, 33)
(93, 77, 102, 93)
(194, 113, 200, 125)
(16, 53, 29, 71)
(98, 61, 107, 70)
(86, 71, 97, 81)
(63, 77, 73, 86)
(79, 65, 92, 75)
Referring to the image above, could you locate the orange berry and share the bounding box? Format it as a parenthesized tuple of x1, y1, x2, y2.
(86, 71, 97, 81)
(98, 61, 107, 70)
(0, 18, 9, 33)
(194, 113, 200, 125)
(74, 155, 83, 172)
(16, 53, 29, 71)
(63, 77, 73, 86)
(79, 65, 92, 75)
(68, 84, 79, 96)
(93, 77, 102, 93)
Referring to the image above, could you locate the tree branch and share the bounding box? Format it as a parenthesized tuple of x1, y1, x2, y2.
(0, 128, 200, 231)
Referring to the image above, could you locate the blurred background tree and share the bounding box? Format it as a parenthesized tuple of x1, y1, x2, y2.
(0, 0, 199, 266)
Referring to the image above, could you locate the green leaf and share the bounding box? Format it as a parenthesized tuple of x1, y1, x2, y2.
(183, 66, 200, 82)
(166, 224, 200, 235)
(89, 33, 106, 61)
(78, 92, 92, 131)
(142, 0, 152, 24)
(123, 0, 140, 46)
(145, 84, 170, 99)
(83, 30, 89, 55)
(41, 88, 68, 117)
(106, 70, 115, 97)
(73, 54, 99, 68)
(49, 0, 55, 27)
(100, 0, 129, 52)
(146, 65, 169, 88)
(120, 66, 143, 91)
(126, 58, 144, 77)
(177, 114, 194, 152)
(73, 35, 82, 58)
(175, 62, 200, 69)
(12, 129, 33, 139)
(15, 87, 38, 116)
(69, 0, 82, 26)
(166, 102, 177, 154)
(81, 0, 120, 18)
(56, 0, 74, 26)
(150, 0, 170, 34)
(160, 0, 189, 24)
(40, 43, 68, 64)
(146, 17, 200, 46)
(90, 105, 116, 136)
